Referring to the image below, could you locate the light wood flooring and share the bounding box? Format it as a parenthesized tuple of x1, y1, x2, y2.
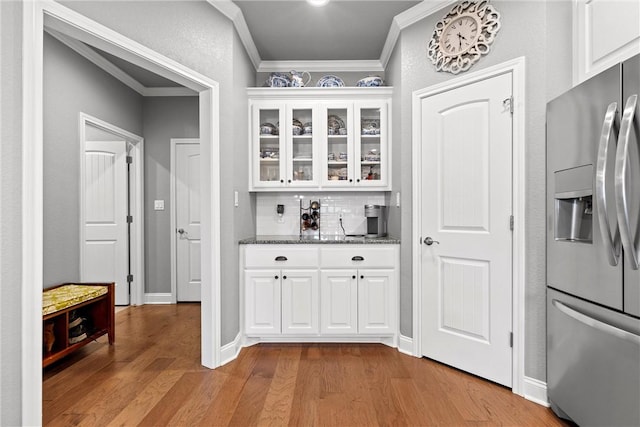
(43, 304, 569, 426)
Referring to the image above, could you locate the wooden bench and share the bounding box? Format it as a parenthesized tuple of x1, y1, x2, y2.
(42, 282, 115, 368)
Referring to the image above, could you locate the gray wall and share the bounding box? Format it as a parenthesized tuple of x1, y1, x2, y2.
(386, 0, 574, 382)
(142, 97, 199, 294)
(1, 2, 24, 424)
(43, 33, 144, 287)
(62, 0, 256, 345)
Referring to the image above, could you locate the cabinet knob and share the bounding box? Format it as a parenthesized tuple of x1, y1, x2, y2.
(360, 275, 364, 279)
(349, 179, 353, 183)
(352, 275, 356, 279)
(356, 179, 360, 183)
(288, 179, 291, 183)
(283, 275, 287, 280)
(275, 275, 279, 279)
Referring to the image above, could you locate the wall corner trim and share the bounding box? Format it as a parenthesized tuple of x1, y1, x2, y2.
(397, 334, 418, 357)
(523, 376, 549, 407)
(219, 333, 243, 366)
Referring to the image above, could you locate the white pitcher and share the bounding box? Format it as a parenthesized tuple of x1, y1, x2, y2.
(289, 70, 311, 87)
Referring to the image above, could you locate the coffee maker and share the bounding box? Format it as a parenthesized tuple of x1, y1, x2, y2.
(364, 205, 387, 237)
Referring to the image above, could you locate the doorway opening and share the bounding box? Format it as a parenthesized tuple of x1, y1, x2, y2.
(23, 2, 222, 423)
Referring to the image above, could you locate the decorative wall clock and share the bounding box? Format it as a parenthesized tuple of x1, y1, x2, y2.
(427, 1, 501, 74)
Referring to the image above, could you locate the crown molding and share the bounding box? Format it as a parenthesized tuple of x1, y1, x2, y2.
(257, 60, 384, 73)
(209, 0, 455, 72)
(143, 87, 198, 97)
(207, 0, 261, 70)
(380, 0, 456, 68)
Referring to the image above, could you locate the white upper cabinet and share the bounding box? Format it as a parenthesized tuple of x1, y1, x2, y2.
(248, 88, 392, 191)
(574, 0, 640, 83)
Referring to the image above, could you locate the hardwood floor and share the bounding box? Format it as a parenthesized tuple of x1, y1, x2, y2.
(43, 304, 569, 426)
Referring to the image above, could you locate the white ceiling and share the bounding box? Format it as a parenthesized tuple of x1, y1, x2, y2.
(233, 0, 421, 61)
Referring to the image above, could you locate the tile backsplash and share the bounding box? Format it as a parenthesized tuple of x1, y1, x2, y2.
(256, 192, 386, 236)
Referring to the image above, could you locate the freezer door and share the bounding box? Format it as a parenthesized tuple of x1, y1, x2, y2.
(547, 288, 640, 427)
(621, 54, 640, 317)
(547, 64, 623, 310)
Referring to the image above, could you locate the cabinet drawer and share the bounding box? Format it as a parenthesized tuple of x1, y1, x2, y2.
(319, 246, 396, 268)
(245, 245, 319, 268)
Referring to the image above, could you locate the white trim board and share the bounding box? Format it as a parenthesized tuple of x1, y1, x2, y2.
(23, 0, 222, 422)
(411, 57, 527, 397)
(79, 113, 145, 307)
(144, 293, 174, 305)
(524, 377, 549, 407)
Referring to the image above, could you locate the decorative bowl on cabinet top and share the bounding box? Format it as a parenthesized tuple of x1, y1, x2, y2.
(356, 76, 384, 87)
(316, 75, 344, 87)
(265, 72, 290, 87)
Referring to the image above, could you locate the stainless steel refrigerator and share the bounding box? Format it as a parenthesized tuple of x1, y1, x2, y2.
(546, 54, 640, 426)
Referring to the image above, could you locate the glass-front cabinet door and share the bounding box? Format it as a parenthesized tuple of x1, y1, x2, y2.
(287, 104, 318, 187)
(253, 102, 285, 188)
(322, 104, 354, 187)
(355, 102, 388, 187)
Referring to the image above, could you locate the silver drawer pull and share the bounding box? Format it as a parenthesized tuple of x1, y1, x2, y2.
(275, 256, 288, 261)
(553, 299, 640, 344)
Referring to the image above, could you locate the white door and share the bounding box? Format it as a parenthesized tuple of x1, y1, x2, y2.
(175, 141, 201, 302)
(245, 270, 281, 335)
(83, 141, 129, 305)
(320, 270, 358, 334)
(281, 270, 319, 335)
(358, 269, 394, 334)
(420, 72, 513, 387)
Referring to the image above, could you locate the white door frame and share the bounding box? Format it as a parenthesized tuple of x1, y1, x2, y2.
(22, 1, 221, 423)
(79, 113, 145, 306)
(412, 57, 526, 396)
(170, 138, 200, 304)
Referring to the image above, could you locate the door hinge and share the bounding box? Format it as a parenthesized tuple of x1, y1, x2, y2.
(127, 215, 133, 224)
(126, 155, 133, 164)
(503, 96, 514, 114)
(127, 274, 133, 283)
(509, 215, 514, 231)
(509, 332, 513, 348)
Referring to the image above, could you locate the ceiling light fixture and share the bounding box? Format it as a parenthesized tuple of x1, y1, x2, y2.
(307, 0, 330, 7)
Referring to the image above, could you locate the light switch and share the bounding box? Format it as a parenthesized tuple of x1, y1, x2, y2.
(234, 191, 239, 207)
(154, 200, 165, 211)
(396, 192, 401, 207)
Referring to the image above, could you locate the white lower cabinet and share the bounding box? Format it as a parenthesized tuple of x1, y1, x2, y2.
(245, 270, 281, 335)
(281, 270, 319, 335)
(320, 270, 358, 334)
(243, 244, 397, 340)
(357, 269, 394, 334)
(245, 268, 318, 336)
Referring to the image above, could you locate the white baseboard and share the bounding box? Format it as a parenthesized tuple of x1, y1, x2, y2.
(220, 333, 243, 366)
(143, 293, 173, 304)
(523, 376, 549, 407)
(398, 334, 417, 357)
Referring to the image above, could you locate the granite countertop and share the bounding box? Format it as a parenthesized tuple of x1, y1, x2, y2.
(239, 235, 400, 245)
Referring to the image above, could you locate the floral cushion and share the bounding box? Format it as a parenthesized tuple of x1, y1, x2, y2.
(43, 285, 108, 315)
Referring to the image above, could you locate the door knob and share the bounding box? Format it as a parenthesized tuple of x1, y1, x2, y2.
(178, 228, 185, 235)
(423, 237, 439, 245)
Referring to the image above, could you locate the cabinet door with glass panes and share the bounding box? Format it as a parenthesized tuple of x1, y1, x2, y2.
(252, 102, 286, 189)
(286, 103, 319, 187)
(321, 103, 355, 187)
(354, 101, 388, 187)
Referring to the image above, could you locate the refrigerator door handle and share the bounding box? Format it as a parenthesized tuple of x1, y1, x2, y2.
(615, 94, 639, 270)
(595, 102, 621, 266)
(553, 299, 640, 344)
